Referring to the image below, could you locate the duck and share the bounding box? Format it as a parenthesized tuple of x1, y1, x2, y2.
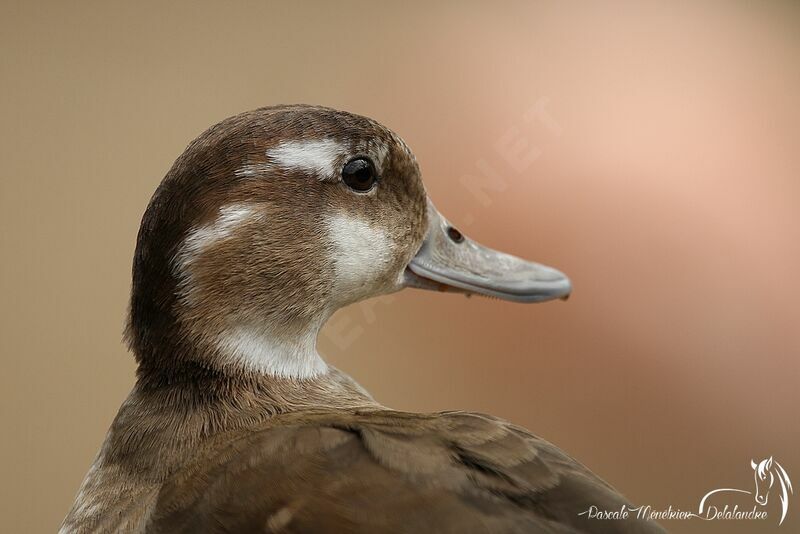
(61, 104, 664, 534)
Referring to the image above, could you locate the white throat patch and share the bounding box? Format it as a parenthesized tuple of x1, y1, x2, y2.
(216, 324, 328, 379)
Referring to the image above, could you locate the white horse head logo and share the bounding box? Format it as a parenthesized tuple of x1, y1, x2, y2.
(699, 456, 793, 525)
(751, 456, 793, 522)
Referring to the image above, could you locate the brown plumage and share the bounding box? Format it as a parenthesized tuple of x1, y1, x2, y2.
(61, 105, 665, 533)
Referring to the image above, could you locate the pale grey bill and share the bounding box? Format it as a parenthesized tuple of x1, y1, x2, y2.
(404, 200, 572, 303)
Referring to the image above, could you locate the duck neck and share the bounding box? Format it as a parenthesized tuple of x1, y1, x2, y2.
(211, 317, 330, 379)
(132, 312, 335, 390)
(99, 364, 377, 484)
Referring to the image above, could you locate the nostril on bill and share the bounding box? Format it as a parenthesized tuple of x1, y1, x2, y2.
(446, 226, 464, 243)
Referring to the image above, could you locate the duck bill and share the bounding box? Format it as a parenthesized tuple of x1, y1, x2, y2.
(404, 200, 572, 303)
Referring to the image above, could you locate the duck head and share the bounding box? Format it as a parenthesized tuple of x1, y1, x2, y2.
(127, 105, 571, 381)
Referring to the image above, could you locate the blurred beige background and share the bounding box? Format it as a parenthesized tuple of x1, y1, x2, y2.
(2, 1, 799, 532)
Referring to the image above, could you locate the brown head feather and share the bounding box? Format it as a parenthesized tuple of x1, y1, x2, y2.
(126, 105, 426, 386)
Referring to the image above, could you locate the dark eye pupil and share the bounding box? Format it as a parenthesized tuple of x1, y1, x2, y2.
(342, 158, 377, 192)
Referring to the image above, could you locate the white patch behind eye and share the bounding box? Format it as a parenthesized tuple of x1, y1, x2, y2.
(326, 212, 395, 303)
(175, 203, 257, 275)
(265, 138, 345, 180)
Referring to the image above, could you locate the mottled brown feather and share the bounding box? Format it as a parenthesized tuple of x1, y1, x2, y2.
(142, 409, 663, 534)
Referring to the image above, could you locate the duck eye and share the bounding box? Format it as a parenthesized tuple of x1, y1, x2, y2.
(342, 158, 377, 192)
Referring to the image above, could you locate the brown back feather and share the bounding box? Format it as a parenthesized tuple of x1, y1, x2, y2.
(142, 410, 664, 534)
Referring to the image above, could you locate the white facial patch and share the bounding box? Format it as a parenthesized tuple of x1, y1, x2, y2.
(326, 212, 395, 303)
(216, 324, 328, 379)
(175, 204, 257, 274)
(174, 204, 259, 308)
(173, 203, 329, 379)
(262, 138, 345, 180)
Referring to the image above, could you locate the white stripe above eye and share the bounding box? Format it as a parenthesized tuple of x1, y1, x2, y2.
(265, 138, 345, 180)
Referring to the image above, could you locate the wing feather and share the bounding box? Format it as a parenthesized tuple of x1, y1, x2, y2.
(146, 410, 665, 534)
